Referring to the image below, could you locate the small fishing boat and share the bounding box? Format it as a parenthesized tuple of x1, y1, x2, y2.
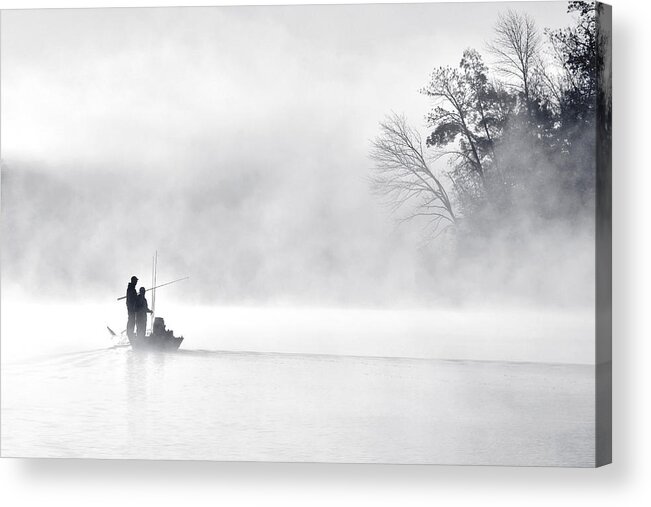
(128, 317, 183, 351)
(107, 317, 183, 351)
(110, 251, 187, 352)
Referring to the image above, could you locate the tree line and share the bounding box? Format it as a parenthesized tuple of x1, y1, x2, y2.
(371, 1, 610, 241)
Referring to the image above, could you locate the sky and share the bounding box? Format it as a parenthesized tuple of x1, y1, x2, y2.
(2, 3, 570, 169)
(0, 3, 584, 307)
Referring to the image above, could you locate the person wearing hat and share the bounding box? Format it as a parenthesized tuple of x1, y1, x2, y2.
(135, 287, 153, 339)
(125, 275, 139, 339)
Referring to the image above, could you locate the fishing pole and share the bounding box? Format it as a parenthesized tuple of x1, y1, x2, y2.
(116, 276, 189, 301)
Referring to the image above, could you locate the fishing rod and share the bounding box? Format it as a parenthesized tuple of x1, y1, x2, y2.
(116, 276, 189, 301)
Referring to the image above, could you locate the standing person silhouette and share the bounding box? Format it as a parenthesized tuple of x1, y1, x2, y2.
(135, 287, 153, 339)
(125, 276, 138, 339)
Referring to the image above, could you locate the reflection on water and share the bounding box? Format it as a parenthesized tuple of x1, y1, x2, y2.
(1, 348, 595, 466)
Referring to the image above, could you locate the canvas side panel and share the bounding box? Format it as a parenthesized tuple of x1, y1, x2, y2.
(595, 1, 612, 468)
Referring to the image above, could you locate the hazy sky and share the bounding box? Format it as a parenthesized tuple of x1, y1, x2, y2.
(1, 3, 582, 306)
(2, 3, 569, 169)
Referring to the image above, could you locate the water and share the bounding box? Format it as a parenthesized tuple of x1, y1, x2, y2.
(1, 347, 595, 466)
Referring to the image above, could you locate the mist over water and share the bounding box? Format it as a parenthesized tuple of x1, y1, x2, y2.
(1, 163, 595, 309)
(0, 2, 588, 311)
(1, 4, 599, 465)
(1, 300, 595, 364)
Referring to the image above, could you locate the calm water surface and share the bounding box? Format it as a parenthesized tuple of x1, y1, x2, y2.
(1, 347, 595, 466)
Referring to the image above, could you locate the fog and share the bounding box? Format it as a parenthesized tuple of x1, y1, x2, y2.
(1, 3, 586, 301)
(0, 5, 603, 468)
(0, 4, 595, 365)
(1, 297, 595, 363)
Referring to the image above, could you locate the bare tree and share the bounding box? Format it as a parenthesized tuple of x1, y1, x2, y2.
(487, 10, 540, 109)
(421, 66, 486, 181)
(370, 114, 456, 236)
(533, 44, 564, 110)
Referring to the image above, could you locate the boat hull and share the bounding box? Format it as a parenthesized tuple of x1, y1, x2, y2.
(128, 333, 183, 351)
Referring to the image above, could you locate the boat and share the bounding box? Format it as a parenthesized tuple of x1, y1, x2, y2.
(107, 317, 184, 351)
(110, 251, 187, 352)
(128, 317, 184, 351)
